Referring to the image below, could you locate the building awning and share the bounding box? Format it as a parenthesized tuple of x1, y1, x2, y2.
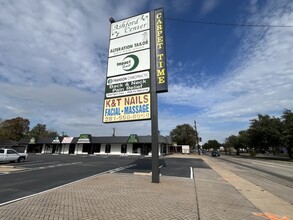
(62, 137, 74, 144)
(52, 136, 61, 144)
(0, 140, 18, 147)
(77, 134, 91, 144)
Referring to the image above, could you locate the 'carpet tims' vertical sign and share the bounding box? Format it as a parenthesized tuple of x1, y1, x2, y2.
(155, 8, 168, 93)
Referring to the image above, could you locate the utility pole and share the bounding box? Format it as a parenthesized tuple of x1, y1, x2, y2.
(194, 120, 200, 154)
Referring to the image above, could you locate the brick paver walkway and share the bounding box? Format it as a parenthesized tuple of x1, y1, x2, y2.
(0, 174, 198, 220)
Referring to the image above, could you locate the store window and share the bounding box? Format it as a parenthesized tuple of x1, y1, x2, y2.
(105, 144, 111, 153)
(82, 144, 91, 153)
(132, 143, 140, 153)
(121, 144, 127, 153)
(93, 144, 101, 153)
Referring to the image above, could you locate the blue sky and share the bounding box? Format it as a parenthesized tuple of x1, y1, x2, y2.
(1, 0, 293, 143)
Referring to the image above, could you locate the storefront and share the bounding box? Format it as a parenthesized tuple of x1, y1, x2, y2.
(27, 137, 45, 153)
(18, 135, 172, 156)
(61, 137, 74, 154)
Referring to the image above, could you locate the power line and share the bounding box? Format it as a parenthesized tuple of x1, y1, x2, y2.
(165, 17, 293, 28)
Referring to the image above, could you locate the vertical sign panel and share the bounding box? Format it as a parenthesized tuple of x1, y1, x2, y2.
(154, 9, 168, 93)
(103, 12, 152, 123)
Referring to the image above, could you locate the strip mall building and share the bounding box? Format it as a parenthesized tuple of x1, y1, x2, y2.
(16, 134, 173, 156)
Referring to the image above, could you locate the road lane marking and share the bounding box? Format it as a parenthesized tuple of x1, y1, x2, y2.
(190, 167, 193, 179)
(1, 162, 83, 174)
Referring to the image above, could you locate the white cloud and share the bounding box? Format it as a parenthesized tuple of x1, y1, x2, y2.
(199, 0, 219, 17)
(159, 1, 293, 141)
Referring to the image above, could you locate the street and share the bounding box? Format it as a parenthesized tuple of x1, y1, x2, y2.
(208, 154, 293, 205)
(0, 154, 204, 204)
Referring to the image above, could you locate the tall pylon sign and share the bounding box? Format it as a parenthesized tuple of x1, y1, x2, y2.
(103, 8, 168, 183)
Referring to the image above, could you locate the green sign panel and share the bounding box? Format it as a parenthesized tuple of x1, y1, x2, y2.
(29, 137, 36, 144)
(79, 134, 91, 139)
(128, 134, 139, 143)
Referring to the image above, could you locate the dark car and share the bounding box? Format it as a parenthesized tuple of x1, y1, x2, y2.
(211, 150, 220, 157)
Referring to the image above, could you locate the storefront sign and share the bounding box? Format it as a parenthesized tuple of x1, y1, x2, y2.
(77, 134, 91, 144)
(106, 71, 150, 98)
(52, 136, 60, 144)
(29, 137, 36, 144)
(155, 8, 168, 93)
(103, 93, 151, 123)
(107, 50, 150, 77)
(61, 137, 73, 144)
(110, 13, 150, 39)
(109, 30, 150, 57)
(128, 134, 139, 143)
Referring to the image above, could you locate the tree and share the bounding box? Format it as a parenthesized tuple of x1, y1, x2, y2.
(46, 129, 59, 138)
(249, 114, 282, 154)
(170, 124, 197, 147)
(224, 132, 250, 155)
(28, 124, 59, 138)
(0, 117, 30, 141)
(224, 135, 238, 154)
(282, 109, 293, 159)
(29, 124, 47, 138)
(238, 130, 250, 150)
(202, 140, 221, 150)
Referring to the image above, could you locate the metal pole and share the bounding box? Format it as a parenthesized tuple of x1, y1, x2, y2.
(150, 10, 159, 183)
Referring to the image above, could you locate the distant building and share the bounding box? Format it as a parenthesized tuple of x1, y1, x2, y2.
(17, 134, 173, 156)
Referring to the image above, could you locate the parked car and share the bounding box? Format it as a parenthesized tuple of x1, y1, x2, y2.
(0, 148, 28, 163)
(211, 150, 220, 157)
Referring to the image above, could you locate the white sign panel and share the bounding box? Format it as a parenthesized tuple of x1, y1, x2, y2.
(106, 71, 150, 98)
(111, 12, 150, 39)
(61, 137, 73, 144)
(107, 50, 150, 77)
(107, 71, 149, 85)
(109, 30, 150, 57)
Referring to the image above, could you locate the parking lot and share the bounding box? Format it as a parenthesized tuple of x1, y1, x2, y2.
(0, 154, 207, 204)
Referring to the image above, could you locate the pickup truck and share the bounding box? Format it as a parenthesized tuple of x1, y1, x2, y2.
(0, 148, 28, 163)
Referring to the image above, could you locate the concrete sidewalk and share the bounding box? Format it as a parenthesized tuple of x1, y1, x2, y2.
(0, 156, 290, 220)
(0, 165, 25, 173)
(201, 156, 293, 220)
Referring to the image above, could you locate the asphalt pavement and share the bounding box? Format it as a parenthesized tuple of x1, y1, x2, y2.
(0, 154, 292, 219)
